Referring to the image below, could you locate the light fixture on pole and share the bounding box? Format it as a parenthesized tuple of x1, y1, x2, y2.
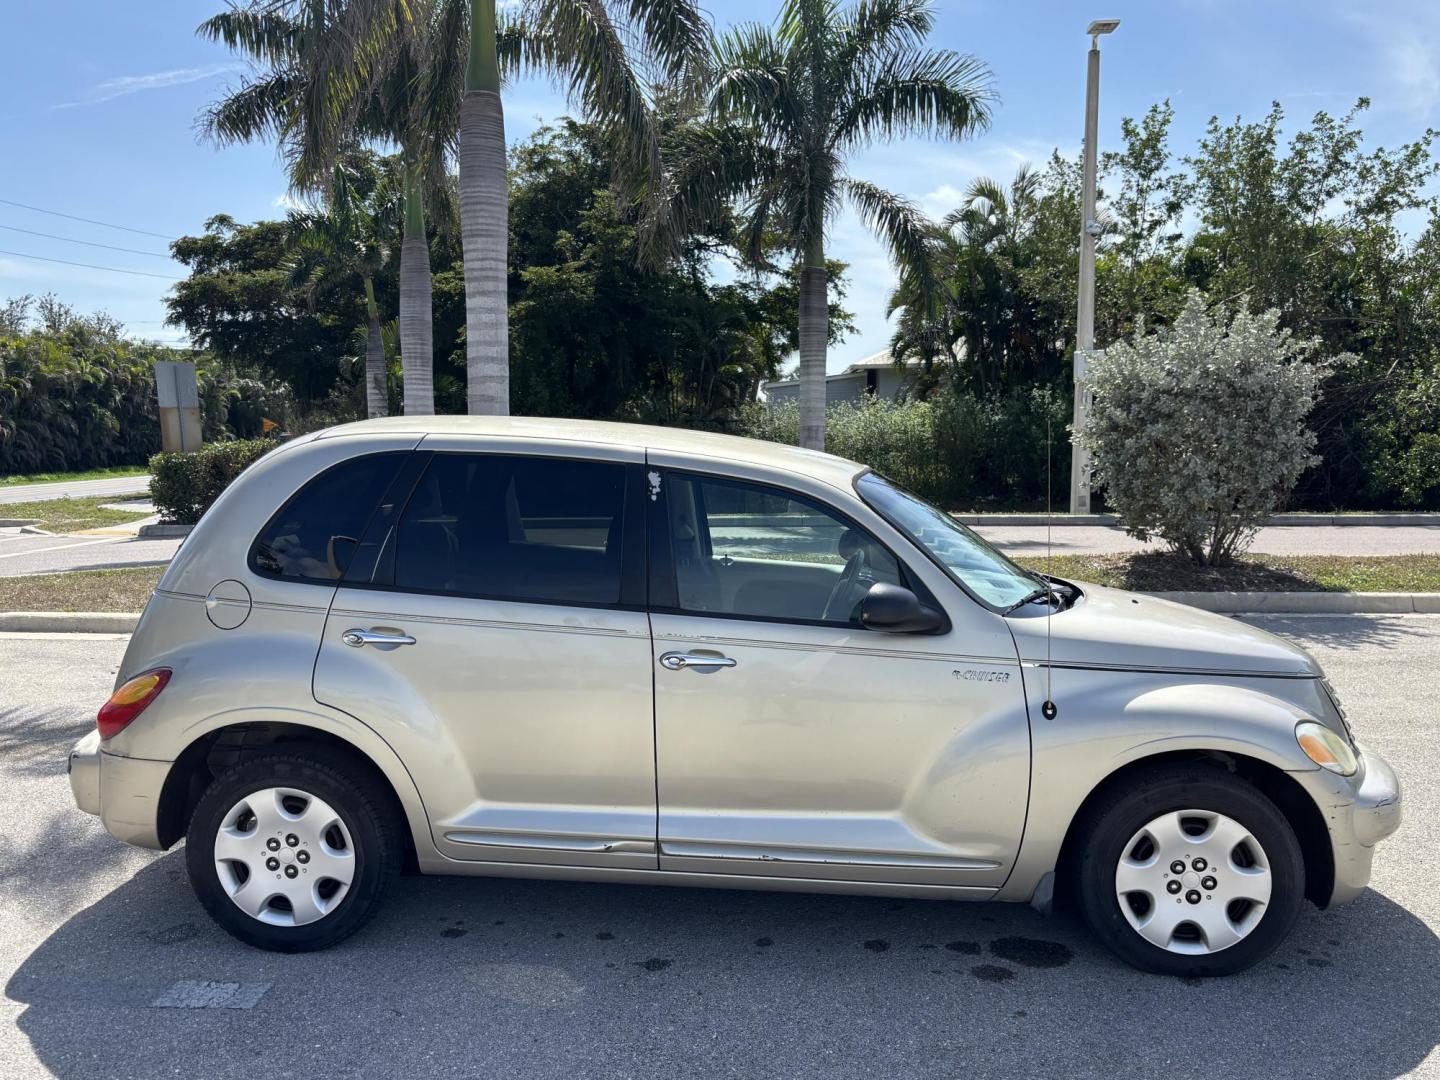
(1070, 18, 1119, 515)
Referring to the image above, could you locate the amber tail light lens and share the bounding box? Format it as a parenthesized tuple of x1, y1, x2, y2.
(97, 668, 172, 740)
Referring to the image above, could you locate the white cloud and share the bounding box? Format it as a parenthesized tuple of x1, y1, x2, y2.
(52, 63, 246, 110)
(272, 192, 311, 212)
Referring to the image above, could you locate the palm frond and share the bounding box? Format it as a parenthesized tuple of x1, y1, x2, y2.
(832, 47, 995, 150)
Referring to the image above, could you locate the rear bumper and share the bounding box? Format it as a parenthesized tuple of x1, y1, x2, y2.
(67, 732, 171, 850)
(1297, 740, 1402, 907)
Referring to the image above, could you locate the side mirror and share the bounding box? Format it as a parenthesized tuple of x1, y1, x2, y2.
(859, 583, 947, 634)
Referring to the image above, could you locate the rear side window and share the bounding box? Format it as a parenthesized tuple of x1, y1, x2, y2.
(251, 452, 406, 582)
(392, 454, 628, 606)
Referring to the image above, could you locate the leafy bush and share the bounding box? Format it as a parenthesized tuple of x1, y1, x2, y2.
(1079, 292, 1337, 565)
(0, 296, 295, 476)
(149, 439, 276, 524)
(737, 388, 1067, 509)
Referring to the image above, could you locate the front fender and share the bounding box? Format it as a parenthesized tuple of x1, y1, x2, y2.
(997, 667, 1326, 902)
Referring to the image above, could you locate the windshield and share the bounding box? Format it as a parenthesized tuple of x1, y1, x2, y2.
(856, 472, 1042, 611)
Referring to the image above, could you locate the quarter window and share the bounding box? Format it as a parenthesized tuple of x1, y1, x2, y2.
(251, 452, 407, 582)
(661, 473, 902, 625)
(392, 454, 627, 605)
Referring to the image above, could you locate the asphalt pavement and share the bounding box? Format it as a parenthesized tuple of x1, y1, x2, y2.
(0, 476, 151, 506)
(1, 615, 1436, 1079)
(0, 530, 182, 578)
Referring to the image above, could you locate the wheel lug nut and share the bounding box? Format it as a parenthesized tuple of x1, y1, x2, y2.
(284, 865, 299, 879)
(1166, 880, 1182, 894)
(1202, 876, 1217, 890)
(296, 850, 310, 864)
(265, 857, 279, 871)
(285, 834, 299, 847)
(266, 838, 280, 851)
(1192, 857, 1207, 872)
(1170, 861, 1185, 874)
(1185, 890, 1202, 905)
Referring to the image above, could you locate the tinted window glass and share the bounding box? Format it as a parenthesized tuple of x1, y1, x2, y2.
(252, 452, 406, 581)
(394, 454, 627, 605)
(664, 473, 901, 624)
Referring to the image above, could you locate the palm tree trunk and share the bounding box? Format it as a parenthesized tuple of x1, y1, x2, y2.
(362, 275, 386, 418)
(399, 161, 434, 416)
(460, 0, 509, 416)
(798, 234, 828, 451)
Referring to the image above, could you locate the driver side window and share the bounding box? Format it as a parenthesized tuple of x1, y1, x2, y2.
(663, 473, 901, 625)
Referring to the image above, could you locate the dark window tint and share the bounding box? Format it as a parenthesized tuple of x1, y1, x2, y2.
(252, 452, 407, 582)
(663, 473, 901, 624)
(394, 454, 627, 605)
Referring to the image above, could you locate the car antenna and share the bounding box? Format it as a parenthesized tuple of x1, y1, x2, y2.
(1041, 409, 1058, 720)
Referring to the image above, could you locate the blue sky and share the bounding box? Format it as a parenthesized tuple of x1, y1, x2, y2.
(3, 0, 1439, 373)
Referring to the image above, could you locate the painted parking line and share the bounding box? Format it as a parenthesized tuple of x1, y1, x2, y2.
(0, 537, 120, 561)
(151, 980, 272, 1010)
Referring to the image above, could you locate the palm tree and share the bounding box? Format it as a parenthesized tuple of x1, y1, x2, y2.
(285, 151, 400, 417)
(655, 0, 994, 450)
(455, 0, 709, 415)
(200, 0, 459, 416)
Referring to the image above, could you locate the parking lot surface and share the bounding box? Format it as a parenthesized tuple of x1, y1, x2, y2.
(1, 616, 1436, 1079)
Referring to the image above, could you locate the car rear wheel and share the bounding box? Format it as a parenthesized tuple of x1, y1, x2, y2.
(1076, 766, 1305, 976)
(185, 750, 399, 952)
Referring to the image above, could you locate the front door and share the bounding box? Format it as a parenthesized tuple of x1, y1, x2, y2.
(313, 441, 657, 869)
(647, 467, 1030, 890)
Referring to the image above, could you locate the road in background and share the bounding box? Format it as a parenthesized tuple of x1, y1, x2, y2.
(0, 531, 181, 578)
(1, 616, 1435, 1079)
(972, 523, 1440, 557)
(0, 476, 150, 506)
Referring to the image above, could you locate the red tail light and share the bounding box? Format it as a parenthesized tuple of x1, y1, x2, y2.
(97, 668, 172, 740)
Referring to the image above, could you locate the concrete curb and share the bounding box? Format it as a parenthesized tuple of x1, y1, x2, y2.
(6, 593, 1439, 633)
(137, 523, 193, 538)
(0, 519, 40, 528)
(0, 611, 140, 633)
(1147, 591, 1440, 614)
(956, 512, 1440, 527)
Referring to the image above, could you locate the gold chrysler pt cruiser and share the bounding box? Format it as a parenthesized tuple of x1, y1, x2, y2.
(68, 417, 1401, 976)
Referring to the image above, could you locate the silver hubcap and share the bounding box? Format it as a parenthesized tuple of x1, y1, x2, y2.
(214, 787, 356, 926)
(1115, 809, 1272, 955)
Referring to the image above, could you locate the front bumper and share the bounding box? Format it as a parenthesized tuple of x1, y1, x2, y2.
(67, 731, 171, 850)
(1297, 740, 1402, 906)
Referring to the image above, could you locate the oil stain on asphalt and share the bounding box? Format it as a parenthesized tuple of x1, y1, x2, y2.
(988, 936, 1073, 969)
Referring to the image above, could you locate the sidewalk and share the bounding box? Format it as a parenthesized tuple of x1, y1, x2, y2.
(972, 523, 1440, 557)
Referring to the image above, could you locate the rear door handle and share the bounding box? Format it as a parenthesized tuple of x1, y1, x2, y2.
(342, 628, 416, 648)
(659, 651, 736, 671)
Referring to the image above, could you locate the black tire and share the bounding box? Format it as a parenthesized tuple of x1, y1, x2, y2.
(185, 749, 400, 952)
(1075, 765, 1305, 977)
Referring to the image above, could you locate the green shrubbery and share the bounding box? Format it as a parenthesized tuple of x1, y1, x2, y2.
(0, 296, 294, 477)
(149, 439, 277, 524)
(737, 389, 1068, 509)
(1080, 293, 1336, 565)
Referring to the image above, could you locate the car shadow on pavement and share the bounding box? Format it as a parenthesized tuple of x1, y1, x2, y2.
(7, 855, 1439, 1080)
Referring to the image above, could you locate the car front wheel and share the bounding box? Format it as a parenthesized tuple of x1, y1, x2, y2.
(185, 749, 399, 952)
(1076, 766, 1306, 976)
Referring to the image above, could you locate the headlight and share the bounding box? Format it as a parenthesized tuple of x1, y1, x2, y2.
(1296, 721, 1358, 776)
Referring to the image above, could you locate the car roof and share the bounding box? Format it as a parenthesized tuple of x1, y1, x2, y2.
(313, 415, 866, 489)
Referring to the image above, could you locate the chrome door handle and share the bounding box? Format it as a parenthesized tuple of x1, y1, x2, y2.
(341, 628, 416, 648)
(659, 651, 736, 671)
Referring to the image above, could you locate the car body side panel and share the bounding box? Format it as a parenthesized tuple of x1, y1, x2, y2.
(313, 592, 657, 869)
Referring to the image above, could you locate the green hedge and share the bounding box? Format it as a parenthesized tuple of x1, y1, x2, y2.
(736, 389, 1070, 510)
(149, 439, 276, 524)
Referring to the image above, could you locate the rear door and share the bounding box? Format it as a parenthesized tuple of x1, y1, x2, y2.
(647, 465, 1030, 890)
(312, 438, 657, 869)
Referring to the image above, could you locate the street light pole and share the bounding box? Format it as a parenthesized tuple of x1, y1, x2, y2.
(1070, 18, 1119, 515)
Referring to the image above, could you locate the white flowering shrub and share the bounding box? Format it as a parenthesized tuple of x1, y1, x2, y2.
(1079, 291, 1341, 565)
